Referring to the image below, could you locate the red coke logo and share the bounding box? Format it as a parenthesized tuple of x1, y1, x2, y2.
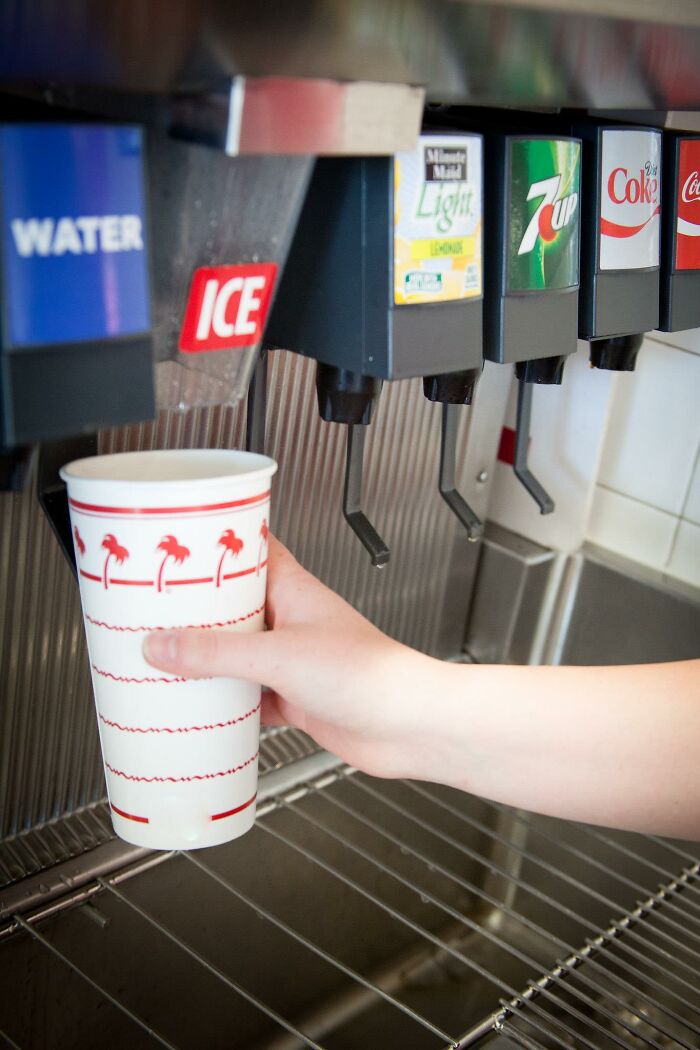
(608, 161, 659, 205)
(681, 171, 700, 204)
(179, 263, 277, 353)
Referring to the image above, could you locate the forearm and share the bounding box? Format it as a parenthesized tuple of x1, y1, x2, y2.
(406, 657, 700, 839)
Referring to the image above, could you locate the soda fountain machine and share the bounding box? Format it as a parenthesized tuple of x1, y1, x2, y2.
(266, 130, 485, 565)
(482, 131, 581, 513)
(575, 121, 663, 371)
(2, 4, 700, 1048)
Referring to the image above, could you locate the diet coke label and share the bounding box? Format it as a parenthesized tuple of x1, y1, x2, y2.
(599, 129, 661, 271)
(675, 138, 700, 271)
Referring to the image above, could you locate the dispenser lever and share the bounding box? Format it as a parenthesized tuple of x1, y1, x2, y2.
(439, 404, 483, 541)
(246, 347, 268, 454)
(343, 425, 390, 569)
(513, 380, 554, 515)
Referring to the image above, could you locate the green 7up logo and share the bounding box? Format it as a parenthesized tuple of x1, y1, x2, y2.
(518, 175, 578, 255)
(509, 139, 581, 292)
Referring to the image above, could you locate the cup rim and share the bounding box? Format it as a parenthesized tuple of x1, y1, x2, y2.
(60, 448, 277, 487)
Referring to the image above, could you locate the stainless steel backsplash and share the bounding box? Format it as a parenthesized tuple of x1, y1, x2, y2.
(0, 351, 481, 843)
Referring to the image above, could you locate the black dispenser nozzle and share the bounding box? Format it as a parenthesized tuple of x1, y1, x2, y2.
(316, 364, 389, 568)
(423, 368, 483, 540)
(589, 333, 644, 372)
(246, 347, 268, 454)
(511, 358, 559, 515)
(1, 445, 34, 492)
(37, 433, 99, 577)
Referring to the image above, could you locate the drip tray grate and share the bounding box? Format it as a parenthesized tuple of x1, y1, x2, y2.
(0, 727, 323, 889)
(1, 766, 699, 1049)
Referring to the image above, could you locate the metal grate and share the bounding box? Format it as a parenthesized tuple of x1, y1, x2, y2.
(1, 767, 698, 1049)
(0, 726, 322, 889)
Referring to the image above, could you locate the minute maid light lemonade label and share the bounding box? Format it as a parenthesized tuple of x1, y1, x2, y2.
(393, 134, 482, 305)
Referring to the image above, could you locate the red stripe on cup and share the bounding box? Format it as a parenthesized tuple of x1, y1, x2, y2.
(164, 576, 215, 586)
(223, 559, 268, 581)
(68, 490, 270, 516)
(211, 793, 257, 821)
(110, 579, 154, 587)
(111, 803, 150, 824)
(79, 570, 102, 582)
(85, 602, 265, 633)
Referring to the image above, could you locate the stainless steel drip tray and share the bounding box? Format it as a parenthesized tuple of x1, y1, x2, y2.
(1, 768, 699, 1050)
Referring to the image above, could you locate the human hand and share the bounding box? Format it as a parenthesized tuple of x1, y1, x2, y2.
(143, 536, 449, 778)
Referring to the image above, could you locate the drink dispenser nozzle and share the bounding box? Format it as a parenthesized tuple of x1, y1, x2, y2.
(317, 364, 389, 568)
(246, 347, 268, 455)
(423, 370, 483, 539)
(589, 333, 644, 372)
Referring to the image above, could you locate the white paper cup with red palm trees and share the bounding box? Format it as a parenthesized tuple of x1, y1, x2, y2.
(60, 449, 276, 851)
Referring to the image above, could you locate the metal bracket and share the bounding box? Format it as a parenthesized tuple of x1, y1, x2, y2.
(514, 380, 554, 515)
(343, 425, 389, 569)
(36, 433, 99, 578)
(438, 403, 483, 541)
(246, 347, 268, 454)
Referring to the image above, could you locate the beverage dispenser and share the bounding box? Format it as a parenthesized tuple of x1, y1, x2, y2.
(575, 122, 662, 371)
(659, 132, 700, 332)
(483, 133, 581, 513)
(0, 123, 154, 485)
(266, 131, 485, 564)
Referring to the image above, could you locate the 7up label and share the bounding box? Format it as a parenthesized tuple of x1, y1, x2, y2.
(508, 138, 581, 292)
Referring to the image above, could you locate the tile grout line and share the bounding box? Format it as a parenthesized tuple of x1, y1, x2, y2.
(645, 334, 700, 359)
(595, 481, 679, 520)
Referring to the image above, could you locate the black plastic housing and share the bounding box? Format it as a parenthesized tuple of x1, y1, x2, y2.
(576, 123, 661, 341)
(266, 157, 483, 381)
(482, 134, 580, 368)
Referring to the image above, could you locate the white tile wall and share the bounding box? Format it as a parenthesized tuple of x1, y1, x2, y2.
(585, 332, 700, 589)
(648, 328, 700, 357)
(484, 325, 700, 588)
(587, 486, 676, 570)
(596, 340, 700, 515)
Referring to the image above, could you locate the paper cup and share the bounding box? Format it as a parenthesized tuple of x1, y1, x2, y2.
(60, 449, 277, 851)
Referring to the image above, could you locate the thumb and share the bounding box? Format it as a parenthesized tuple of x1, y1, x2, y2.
(143, 628, 284, 687)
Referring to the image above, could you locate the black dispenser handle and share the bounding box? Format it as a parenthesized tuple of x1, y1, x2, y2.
(246, 347, 268, 454)
(424, 370, 483, 540)
(316, 364, 389, 569)
(343, 424, 390, 568)
(438, 404, 483, 541)
(513, 379, 554, 515)
(37, 433, 99, 577)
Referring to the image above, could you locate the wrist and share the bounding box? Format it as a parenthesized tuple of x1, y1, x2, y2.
(377, 646, 470, 782)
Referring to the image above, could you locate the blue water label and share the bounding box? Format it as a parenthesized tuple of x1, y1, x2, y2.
(0, 124, 150, 347)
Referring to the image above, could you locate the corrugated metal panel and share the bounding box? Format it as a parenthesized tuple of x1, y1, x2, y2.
(0, 351, 479, 854)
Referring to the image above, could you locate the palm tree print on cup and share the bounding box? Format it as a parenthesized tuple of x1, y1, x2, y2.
(156, 536, 191, 593)
(216, 529, 244, 587)
(257, 519, 269, 576)
(101, 534, 129, 590)
(74, 527, 86, 558)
